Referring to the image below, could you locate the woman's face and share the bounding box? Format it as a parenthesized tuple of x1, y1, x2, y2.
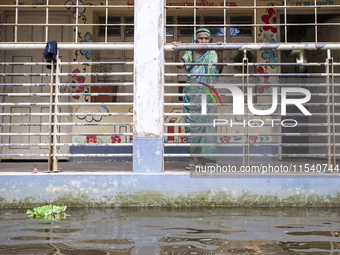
(196, 33, 210, 43)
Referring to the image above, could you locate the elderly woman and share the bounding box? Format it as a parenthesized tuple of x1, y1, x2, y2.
(172, 28, 224, 170)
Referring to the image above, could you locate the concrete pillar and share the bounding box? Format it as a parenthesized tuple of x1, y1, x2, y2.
(133, 0, 165, 173)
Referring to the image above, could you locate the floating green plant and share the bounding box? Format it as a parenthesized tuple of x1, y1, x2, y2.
(26, 205, 67, 221)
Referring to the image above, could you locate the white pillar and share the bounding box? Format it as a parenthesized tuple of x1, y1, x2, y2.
(133, 0, 164, 173)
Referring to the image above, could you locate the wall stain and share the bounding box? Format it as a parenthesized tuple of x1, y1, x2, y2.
(1, 191, 340, 208)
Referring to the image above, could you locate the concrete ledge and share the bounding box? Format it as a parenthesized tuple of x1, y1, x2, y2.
(0, 172, 340, 208)
(70, 146, 133, 162)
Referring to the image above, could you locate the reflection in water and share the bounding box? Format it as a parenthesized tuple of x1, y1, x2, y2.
(160, 237, 283, 254)
(272, 226, 305, 229)
(9, 236, 63, 241)
(0, 207, 339, 255)
(160, 236, 222, 246)
(213, 240, 279, 254)
(0, 243, 133, 255)
(279, 241, 340, 253)
(160, 245, 214, 255)
(285, 230, 340, 237)
(163, 227, 247, 235)
(20, 228, 83, 234)
(74, 239, 135, 245)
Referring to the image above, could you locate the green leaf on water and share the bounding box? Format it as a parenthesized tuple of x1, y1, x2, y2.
(26, 204, 67, 221)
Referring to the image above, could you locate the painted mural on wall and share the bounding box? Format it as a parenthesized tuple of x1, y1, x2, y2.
(8, 0, 334, 147)
(74, 104, 133, 144)
(257, 7, 278, 94)
(13, 0, 49, 6)
(75, 107, 271, 145)
(65, 0, 86, 21)
(296, 0, 334, 5)
(66, 0, 273, 146)
(79, 32, 92, 60)
(10, 0, 337, 7)
(219, 132, 270, 144)
(76, 134, 134, 144)
(127, 0, 238, 8)
(162, 107, 270, 145)
(63, 0, 120, 145)
(65, 0, 92, 103)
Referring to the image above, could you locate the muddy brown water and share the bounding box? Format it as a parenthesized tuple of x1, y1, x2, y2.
(0, 207, 339, 254)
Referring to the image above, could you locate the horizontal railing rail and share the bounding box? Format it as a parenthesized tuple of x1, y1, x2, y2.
(164, 46, 338, 168)
(0, 51, 134, 171)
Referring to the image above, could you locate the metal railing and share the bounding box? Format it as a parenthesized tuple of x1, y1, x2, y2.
(0, 43, 339, 172)
(164, 0, 340, 44)
(0, 47, 134, 171)
(0, 1, 134, 44)
(1, 1, 340, 45)
(164, 45, 339, 168)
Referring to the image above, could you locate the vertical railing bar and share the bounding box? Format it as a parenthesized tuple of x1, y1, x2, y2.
(52, 56, 61, 171)
(278, 51, 282, 161)
(326, 49, 331, 167)
(314, 0, 318, 43)
(0, 45, 4, 158)
(279, 0, 284, 159)
(223, 0, 226, 44)
(45, 0, 49, 43)
(121, 15, 125, 82)
(246, 51, 250, 166)
(75, 0, 79, 43)
(242, 50, 248, 166)
(331, 54, 336, 167)
(164, 0, 167, 43)
(194, 0, 196, 41)
(253, 0, 256, 44)
(284, 0, 287, 43)
(48, 60, 55, 171)
(15, 0, 18, 43)
(105, 0, 108, 43)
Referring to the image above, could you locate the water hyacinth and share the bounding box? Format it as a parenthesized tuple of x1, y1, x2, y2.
(26, 205, 67, 221)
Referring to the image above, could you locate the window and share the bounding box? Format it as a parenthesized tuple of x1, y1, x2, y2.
(230, 16, 252, 36)
(98, 16, 134, 36)
(280, 13, 340, 43)
(99, 16, 121, 36)
(204, 16, 224, 37)
(177, 16, 200, 36)
(166, 16, 174, 37)
(125, 17, 134, 35)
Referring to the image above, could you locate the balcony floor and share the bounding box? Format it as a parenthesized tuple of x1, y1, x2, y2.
(0, 158, 336, 174)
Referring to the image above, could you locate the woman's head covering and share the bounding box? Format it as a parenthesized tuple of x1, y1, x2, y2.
(193, 28, 213, 43)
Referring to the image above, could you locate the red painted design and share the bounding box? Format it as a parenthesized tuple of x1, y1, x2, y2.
(180, 136, 187, 143)
(71, 69, 86, 99)
(247, 135, 258, 143)
(262, 8, 277, 33)
(111, 135, 121, 143)
(220, 136, 231, 143)
(257, 66, 270, 93)
(86, 135, 97, 143)
(167, 118, 176, 142)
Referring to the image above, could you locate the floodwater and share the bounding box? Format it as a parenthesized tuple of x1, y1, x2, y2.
(0, 207, 339, 255)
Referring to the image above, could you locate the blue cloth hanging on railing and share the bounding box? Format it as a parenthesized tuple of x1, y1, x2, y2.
(43, 41, 58, 69)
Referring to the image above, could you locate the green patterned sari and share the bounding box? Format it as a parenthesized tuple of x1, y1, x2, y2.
(181, 50, 219, 164)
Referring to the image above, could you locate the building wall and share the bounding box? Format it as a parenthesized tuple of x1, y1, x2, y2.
(0, 0, 339, 163)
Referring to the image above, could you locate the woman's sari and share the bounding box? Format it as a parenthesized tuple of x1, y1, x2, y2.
(181, 50, 219, 164)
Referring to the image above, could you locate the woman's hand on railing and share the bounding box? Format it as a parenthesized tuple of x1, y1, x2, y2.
(172, 41, 184, 69)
